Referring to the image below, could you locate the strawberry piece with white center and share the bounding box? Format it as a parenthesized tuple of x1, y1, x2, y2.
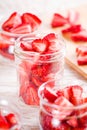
(2, 12, 22, 32)
(54, 96, 73, 120)
(32, 38, 48, 53)
(70, 85, 83, 105)
(77, 55, 87, 65)
(67, 115, 78, 128)
(21, 13, 42, 31)
(44, 87, 57, 102)
(20, 41, 32, 51)
(51, 13, 68, 28)
(76, 45, 87, 57)
(71, 30, 87, 42)
(11, 24, 32, 34)
(67, 10, 79, 25)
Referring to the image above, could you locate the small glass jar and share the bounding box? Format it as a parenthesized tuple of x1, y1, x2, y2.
(0, 96, 21, 130)
(38, 79, 87, 130)
(14, 33, 65, 106)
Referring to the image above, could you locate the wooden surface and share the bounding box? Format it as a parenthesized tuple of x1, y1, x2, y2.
(0, 1, 87, 130)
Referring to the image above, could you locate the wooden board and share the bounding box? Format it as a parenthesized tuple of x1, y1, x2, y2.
(64, 4, 87, 79)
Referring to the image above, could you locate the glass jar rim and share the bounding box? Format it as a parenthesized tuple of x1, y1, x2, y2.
(38, 79, 87, 110)
(14, 33, 65, 61)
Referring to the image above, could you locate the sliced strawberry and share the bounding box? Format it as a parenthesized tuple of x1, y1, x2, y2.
(51, 13, 68, 28)
(0, 40, 14, 49)
(11, 24, 32, 34)
(76, 45, 87, 57)
(0, 114, 10, 129)
(71, 30, 87, 42)
(54, 96, 73, 120)
(32, 38, 48, 53)
(2, 12, 22, 32)
(23, 83, 39, 105)
(62, 24, 82, 34)
(77, 55, 87, 65)
(70, 85, 83, 105)
(56, 122, 71, 130)
(67, 10, 79, 25)
(0, 50, 14, 60)
(21, 13, 41, 31)
(5, 113, 17, 127)
(44, 87, 57, 102)
(20, 41, 32, 51)
(43, 33, 56, 41)
(67, 115, 78, 128)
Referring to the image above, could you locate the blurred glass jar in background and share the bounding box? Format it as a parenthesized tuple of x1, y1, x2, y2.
(0, 12, 42, 64)
(14, 32, 65, 106)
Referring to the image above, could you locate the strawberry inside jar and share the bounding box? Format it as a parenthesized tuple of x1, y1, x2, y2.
(0, 12, 42, 61)
(14, 33, 65, 106)
(38, 79, 87, 130)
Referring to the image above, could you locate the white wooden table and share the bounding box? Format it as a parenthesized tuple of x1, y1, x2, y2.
(0, 0, 87, 129)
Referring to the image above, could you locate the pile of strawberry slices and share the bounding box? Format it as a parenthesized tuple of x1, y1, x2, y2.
(0, 12, 42, 60)
(17, 33, 64, 105)
(1, 12, 42, 34)
(39, 84, 87, 130)
(0, 112, 20, 130)
(51, 10, 87, 42)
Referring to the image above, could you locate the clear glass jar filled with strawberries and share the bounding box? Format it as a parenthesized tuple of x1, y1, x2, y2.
(14, 33, 65, 106)
(38, 79, 87, 130)
(0, 12, 42, 63)
(0, 96, 21, 130)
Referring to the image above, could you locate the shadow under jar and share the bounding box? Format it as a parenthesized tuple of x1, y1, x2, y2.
(38, 79, 87, 130)
(14, 33, 65, 106)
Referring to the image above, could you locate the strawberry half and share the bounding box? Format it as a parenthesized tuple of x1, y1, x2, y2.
(2, 12, 22, 32)
(69, 85, 83, 105)
(0, 114, 10, 129)
(77, 55, 87, 65)
(44, 87, 57, 102)
(71, 30, 87, 42)
(5, 113, 17, 127)
(76, 45, 87, 57)
(11, 24, 32, 34)
(32, 38, 48, 53)
(51, 13, 68, 28)
(21, 13, 41, 31)
(20, 41, 32, 51)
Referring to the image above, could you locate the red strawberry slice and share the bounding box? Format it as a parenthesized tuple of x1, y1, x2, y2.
(43, 33, 56, 41)
(70, 85, 83, 105)
(21, 13, 41, 31)
(67, 115, 78, 128)
(51, 13, 68, 28)
(2, 12, 22, 32)
(0, 50, 14, 60)
(44, 87, 57, 102)
(0, 40, 14, 49)
(54, 96, 73, 120)
(20, 41, 32, 51)
(67, 10, 79, 25)
(11, 24, 32, 34)
(76, 45, 87, 57)
(71, 30, 87, 42)
(77, 55, 87, 65)
(56, 122, 71, 130)
(62, 24, 82, 34)
(5, 113, 17, 127)
(23, 84, 39, 105)
(32, 38, 48, 53)
(0, 114, 10, 129)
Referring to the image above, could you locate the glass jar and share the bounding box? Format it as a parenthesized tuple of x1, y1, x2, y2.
(0, 96, 21, 130)
(0, 12, 41, 64)
(14, 33, 65, 106)
(38, 79, 87, 130)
